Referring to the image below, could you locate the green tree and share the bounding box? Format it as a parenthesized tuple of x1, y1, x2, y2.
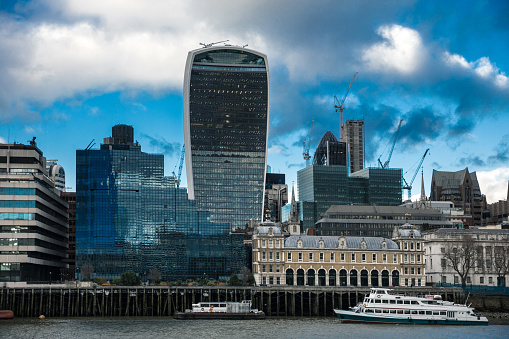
(227, 272, 242, 286)
(120, 270, 141, 286)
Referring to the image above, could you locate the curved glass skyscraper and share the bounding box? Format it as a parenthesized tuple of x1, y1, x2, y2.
(184, 46, 269, 229)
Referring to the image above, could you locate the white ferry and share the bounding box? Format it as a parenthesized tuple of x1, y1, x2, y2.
(334, 288, 488, 325)
(174, 300, 265, 320)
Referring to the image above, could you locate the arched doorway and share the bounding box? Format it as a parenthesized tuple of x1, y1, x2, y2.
(339, 269, 347, 286)
(350, 269, 358, 286)
(371, 270, 379, 287)
(286, 268, 294, 286)
(361, 270, 369, 286)
(318, 269, 326, 286)
(328, 269, 337, 286)
(381, 270, 389, 287)
(297, 269, 305, 286)
(392, 270, 399, 286)
(307, 269, 315, 286)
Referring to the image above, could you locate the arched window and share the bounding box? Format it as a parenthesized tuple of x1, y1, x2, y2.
(297, 269, 305, 286)
(318, 269, 326, 286)
(392, 270, 399, 287)
(361, 270, 369, 286)
(307, 269, 315, 286)
(350, 269, 358, 286)
(286, 268, 294, 286)
(339, 269, 348, 286)
(381, 270, 390, 287)
(371, 270, 379, 287)
(328, 269, 337, 286)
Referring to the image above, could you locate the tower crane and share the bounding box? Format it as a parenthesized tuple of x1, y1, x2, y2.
(302, 118, 315, 167)
(172, 145, 185, 188)
(377, 119, 403, 169)
(402, 148, 429, 200)
(334, 72, 358, 141)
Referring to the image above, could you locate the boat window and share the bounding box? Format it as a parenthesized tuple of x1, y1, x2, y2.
(397, 310, 403, 314)
(397, 300, 403, 304)
(375, 309, 382, 313)
(202, 304, 209, 307)
(389, 300, 395, 304)
(220, 304, 226, 307)
(404, 300, 410, 304)
(411, 301, 419, 305)
(419, 311, 425, 315)
(404, 310, 410, 314)
(366, 309, 374, 313)
(440, 311, 446, 315)
(411, 311, 418, 314)
(426, 311, 432, 315)
(390, 310, 396, 313)
(382, 300, 388, 304)
(433, 311, 439, 315)
(375, 299, 382, 304)
(383, 309, 389, 313)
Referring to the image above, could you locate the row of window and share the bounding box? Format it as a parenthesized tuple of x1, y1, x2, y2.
(258, 251, 422, 264)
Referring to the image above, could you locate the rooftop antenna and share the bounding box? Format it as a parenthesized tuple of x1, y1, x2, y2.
(199, 40, 229, 48)
(242, 44, 248, 48)
(85, 139, 95, 151)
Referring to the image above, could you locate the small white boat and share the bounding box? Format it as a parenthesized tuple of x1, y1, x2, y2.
(174, 300, 265, 319)
(334, 288, 488, 325)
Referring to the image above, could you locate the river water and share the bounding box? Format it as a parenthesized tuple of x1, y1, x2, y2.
(1, 317, 508, 339)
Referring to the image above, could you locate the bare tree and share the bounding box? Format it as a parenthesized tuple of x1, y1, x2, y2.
(494, 246, 509, 286)
(443, 235, 476, 286)
(148, 268, 161, 283)
(239, 266, 251, 285)
(81, 263, 94, 281)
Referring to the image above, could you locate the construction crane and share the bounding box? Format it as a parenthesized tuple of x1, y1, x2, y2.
(378, 119, 403, 169)
(302, 118, 315, 167)
(403, 148, 429, 200)
(334, 72, 358, 141)
(172, 145, 185, 188)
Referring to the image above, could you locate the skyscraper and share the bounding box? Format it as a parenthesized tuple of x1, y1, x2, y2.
(183, 46, 269, 229)
(342, 119, 364, 173)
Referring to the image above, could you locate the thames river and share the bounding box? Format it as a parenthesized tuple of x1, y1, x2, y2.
(1, 317, 508, 339)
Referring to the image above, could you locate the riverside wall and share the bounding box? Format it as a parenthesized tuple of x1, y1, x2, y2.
(0, 285, 506, 318)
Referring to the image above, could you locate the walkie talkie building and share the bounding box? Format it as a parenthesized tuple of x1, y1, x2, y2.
(183, 46, 269, 230)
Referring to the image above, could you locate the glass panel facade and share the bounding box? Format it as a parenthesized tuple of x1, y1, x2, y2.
(185, 47, 269, 230)
(76, 143, 246, 282)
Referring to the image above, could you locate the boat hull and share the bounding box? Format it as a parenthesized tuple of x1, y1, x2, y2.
(174, 312, 265, 320)
(334, 309, 488, 325)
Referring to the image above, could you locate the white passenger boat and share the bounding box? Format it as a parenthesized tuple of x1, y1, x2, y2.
(334, 288, 488, 325)
(174, 300, 265, 319)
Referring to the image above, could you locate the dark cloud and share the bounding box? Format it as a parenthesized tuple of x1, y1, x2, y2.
(457, 156, 486, 168)
(141, 134, 181, 157)
(487, 136, 509, 164)
(398, 107, 442, 148)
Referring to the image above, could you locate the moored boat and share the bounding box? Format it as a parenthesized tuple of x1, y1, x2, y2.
(174, 300, 265, 320)
(0, 310, 14, 319)
(334, 288, 488, 325)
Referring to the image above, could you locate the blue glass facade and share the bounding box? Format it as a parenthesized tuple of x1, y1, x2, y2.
(184, 47, 269, 230)
(76, 137, 246, 282)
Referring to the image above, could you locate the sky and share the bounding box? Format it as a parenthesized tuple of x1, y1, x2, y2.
(1, 0, 509, 204)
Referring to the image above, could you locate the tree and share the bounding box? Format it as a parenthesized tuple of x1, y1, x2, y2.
(81, 263, 94, 281)
(148, 268, 161, 284)
(443, 235, 476, 286)
(120, 270, 141, 286)
(226, 272, 242, 286)
(239, 266, 251, 285)
(493, 246, 509, 286)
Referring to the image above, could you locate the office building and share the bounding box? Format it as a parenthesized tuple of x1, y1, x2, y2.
(312, 131, 347, 166)
(315, 205, 452, 238)
(183, 46, 269, 230)
(62, 191, 76, 281)
(263, 172, 287, 223)
(0, 141, 68, 282)
(46, 160, 66, 192)
(431, 168, 486, 225)
(76, 125, 246, 281)
(342, 120, 364, 173)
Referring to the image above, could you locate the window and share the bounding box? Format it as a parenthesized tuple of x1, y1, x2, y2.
(404, 267, 408, 275)
(466, 276, 471, 283)
(269, 240, 273, 248)
(404, 242, 408, 250)
(309, 253, 313, 261)
(489, 277, 493, 284)
(262, 277, 266, 284)
(362, 253, 366, 262)
(276, 240, 280, 248)
(480, 277, 484, 284)
(411, 267, 415, 275)
(287, 252, 292, 261)
(383, 254, 387, 263)
(410, 242, 414, 250)
(441, 258, 446, 268)
(454, 276, 459, 284)
(410, 254, 414, 263)
(393, 254, 397, 263)
(298, 252, 303, 262)
(442, 276, 447, 283)
(417, 254, 421, 263)
(404, 254, 408, 263)
(372, 253, 377, 262)
(319, 252, 324, 262)
(269, 277, 274, 285)
(417, 268, 421, 275)
(330, 253, 335, 262)
(441, 247, 445, 253)
(262, 240, 266, 248)
(276, 252, 280, 260)
(269, 252, 273, 261)
(269, 265, 273, 273)
(416, 243, 421, 250)
(276, 277, 280, 285)
(351, 253, 356, 262)
(341, 253, 345, 262)
(262, 252, 266, 261)
(262, 265, 266, 273)
(276, 265, 280, 273)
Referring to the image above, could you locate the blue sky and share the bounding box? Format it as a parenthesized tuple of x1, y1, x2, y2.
(1, 0, 508, 203)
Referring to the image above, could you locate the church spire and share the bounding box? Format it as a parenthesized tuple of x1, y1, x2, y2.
(289, 182, 300, 223)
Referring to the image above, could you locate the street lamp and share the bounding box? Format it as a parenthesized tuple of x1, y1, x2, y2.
(49, 272, 52, 285)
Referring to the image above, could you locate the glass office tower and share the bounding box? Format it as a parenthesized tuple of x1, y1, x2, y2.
(76, 126, 246, 281)
(183, 46, 269, 229)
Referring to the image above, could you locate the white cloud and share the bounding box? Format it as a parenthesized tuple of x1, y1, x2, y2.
(268, 144, 288, 155)
(0, 137, 6, 143)
(476, 167, 509, 204)
(362, 24, 425, 74)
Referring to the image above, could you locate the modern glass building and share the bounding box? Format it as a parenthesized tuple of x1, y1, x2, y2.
(76, 126, 246, 281)
(0, 142, 68, 282)
(183, 46, 269, 230)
